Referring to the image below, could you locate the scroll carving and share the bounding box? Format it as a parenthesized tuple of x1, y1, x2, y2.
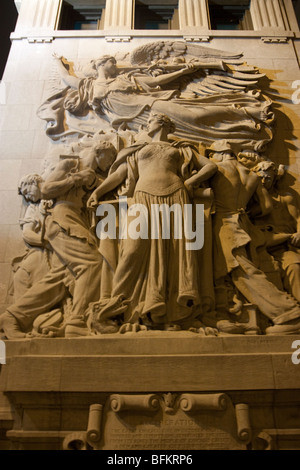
(179, 393, 228, 412)
(235, 404, 252, 443)
(110, 394, 160, 412)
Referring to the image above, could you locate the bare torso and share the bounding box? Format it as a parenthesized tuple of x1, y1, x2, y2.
(135, 142, 184, 196)
(211, 158, 259, 212)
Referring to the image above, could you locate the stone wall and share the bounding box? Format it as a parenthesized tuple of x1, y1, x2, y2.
(1, 0, 300, 450)
(0, 0, 300, 315)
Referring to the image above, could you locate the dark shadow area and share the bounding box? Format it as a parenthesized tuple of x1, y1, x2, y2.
(208, 0, 250, 30)
(58, 1, 105, 30)
(134, 1, 178, 30)
(0, 0, 18, 80)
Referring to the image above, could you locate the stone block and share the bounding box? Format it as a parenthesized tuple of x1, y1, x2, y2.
(0, 191, 21, 225)
(0, 105, 33, 131)
(0, 160, 22, 191)
(0, 130, 35, 160)
(7, 81, 45, 106)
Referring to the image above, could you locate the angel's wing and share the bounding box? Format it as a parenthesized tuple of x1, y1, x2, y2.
(129, 40, 265, 96)
(129, 40, 243, 65)
(186, 63, 265, 96)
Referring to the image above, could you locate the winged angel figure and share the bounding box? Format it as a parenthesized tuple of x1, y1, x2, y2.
(37, 41, 274, 152)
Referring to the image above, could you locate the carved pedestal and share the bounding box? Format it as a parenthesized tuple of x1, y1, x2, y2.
(1, 333, 300, 450)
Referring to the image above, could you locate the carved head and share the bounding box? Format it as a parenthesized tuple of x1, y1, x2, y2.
(147, 113, 176, 136)
(205, 140, 235, 162)
(18, 174, 44, 203)
(253, 161, 283, 190)
(94, 141, 117, 173)
(93, 56, 117, 78)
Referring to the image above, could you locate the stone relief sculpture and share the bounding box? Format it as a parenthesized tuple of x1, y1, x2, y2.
(1, 40, 300, 339)
(205, 143, 300, 335)
(253, 161, 300, 303)
(11, 174, 52, 300)
(86, 113, 217, 335)
(38, 41, 273, 153)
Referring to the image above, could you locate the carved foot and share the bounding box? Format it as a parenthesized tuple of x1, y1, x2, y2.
(265, 318, 300, 335)
(187, 319, 218, 336)
(0, 312, 26, 339)
(92, 296, 130, 322)
(119, 323, 148, 334)
(65, 318, 90, 338)
(189, 326, 219, 336)
(92, 320, 120, 335)
(164, 324, 182, 332)
(217, 319, 260, 335)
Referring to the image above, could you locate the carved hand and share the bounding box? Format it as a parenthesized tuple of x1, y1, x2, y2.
(290, 232, 300, 248)
(52, 52, 63, 61)
(87, 192, 99, 209)
(182, 63, 199, 75)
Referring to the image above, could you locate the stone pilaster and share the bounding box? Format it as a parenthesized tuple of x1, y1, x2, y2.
(250, 0, 293, 31)
(178, 0, 210, 30)
(15, 0, 62, 32)
(103, 0, 133, 30)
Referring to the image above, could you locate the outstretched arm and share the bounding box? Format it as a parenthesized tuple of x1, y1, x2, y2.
(53, 54, 81, 89)
(136, 64, 198, 88)
(87, 163, 128, 208)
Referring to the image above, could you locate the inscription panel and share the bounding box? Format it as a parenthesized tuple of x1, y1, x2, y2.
(101, 405, 246, 450)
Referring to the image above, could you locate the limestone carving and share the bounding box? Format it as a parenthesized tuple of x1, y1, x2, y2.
(253, 161, 300, 303)
(1, 40, 300, 339)
(87, 113, 218, 335)
(37, 41, 273, 153)
(64, 393, 253, 450)
(207, 143, 300, 335)
(12, 174, 52, 300)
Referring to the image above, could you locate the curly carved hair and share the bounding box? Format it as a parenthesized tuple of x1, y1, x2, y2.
(18, 174, 44, 196)
(93, 55, 116, 69)
(94, 141, 117, 158)
(148, 113, 176, 134)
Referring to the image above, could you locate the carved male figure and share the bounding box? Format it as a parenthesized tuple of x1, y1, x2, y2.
(253, 161, 300, 303)
(208, 141, 300, 335)
(12, 174, 52, 300)
(0, 142, 117, 339)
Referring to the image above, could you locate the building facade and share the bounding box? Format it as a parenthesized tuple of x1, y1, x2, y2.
(1, 0, 300, 450)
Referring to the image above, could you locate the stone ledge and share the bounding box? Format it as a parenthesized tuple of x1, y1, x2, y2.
(1, 335, 300, 393)
(2, 332, 300, 356)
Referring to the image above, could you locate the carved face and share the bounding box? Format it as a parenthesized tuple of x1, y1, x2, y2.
(21, 181, 42, 203)
(256, 168, 276, 190)
(100, 59, 117, 78)
(146, 116, 164, 136)
(96, 150, 116, 173)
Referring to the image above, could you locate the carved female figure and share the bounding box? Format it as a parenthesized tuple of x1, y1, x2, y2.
(38, 54, 273, 150)
(87, 113, 217, 333)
